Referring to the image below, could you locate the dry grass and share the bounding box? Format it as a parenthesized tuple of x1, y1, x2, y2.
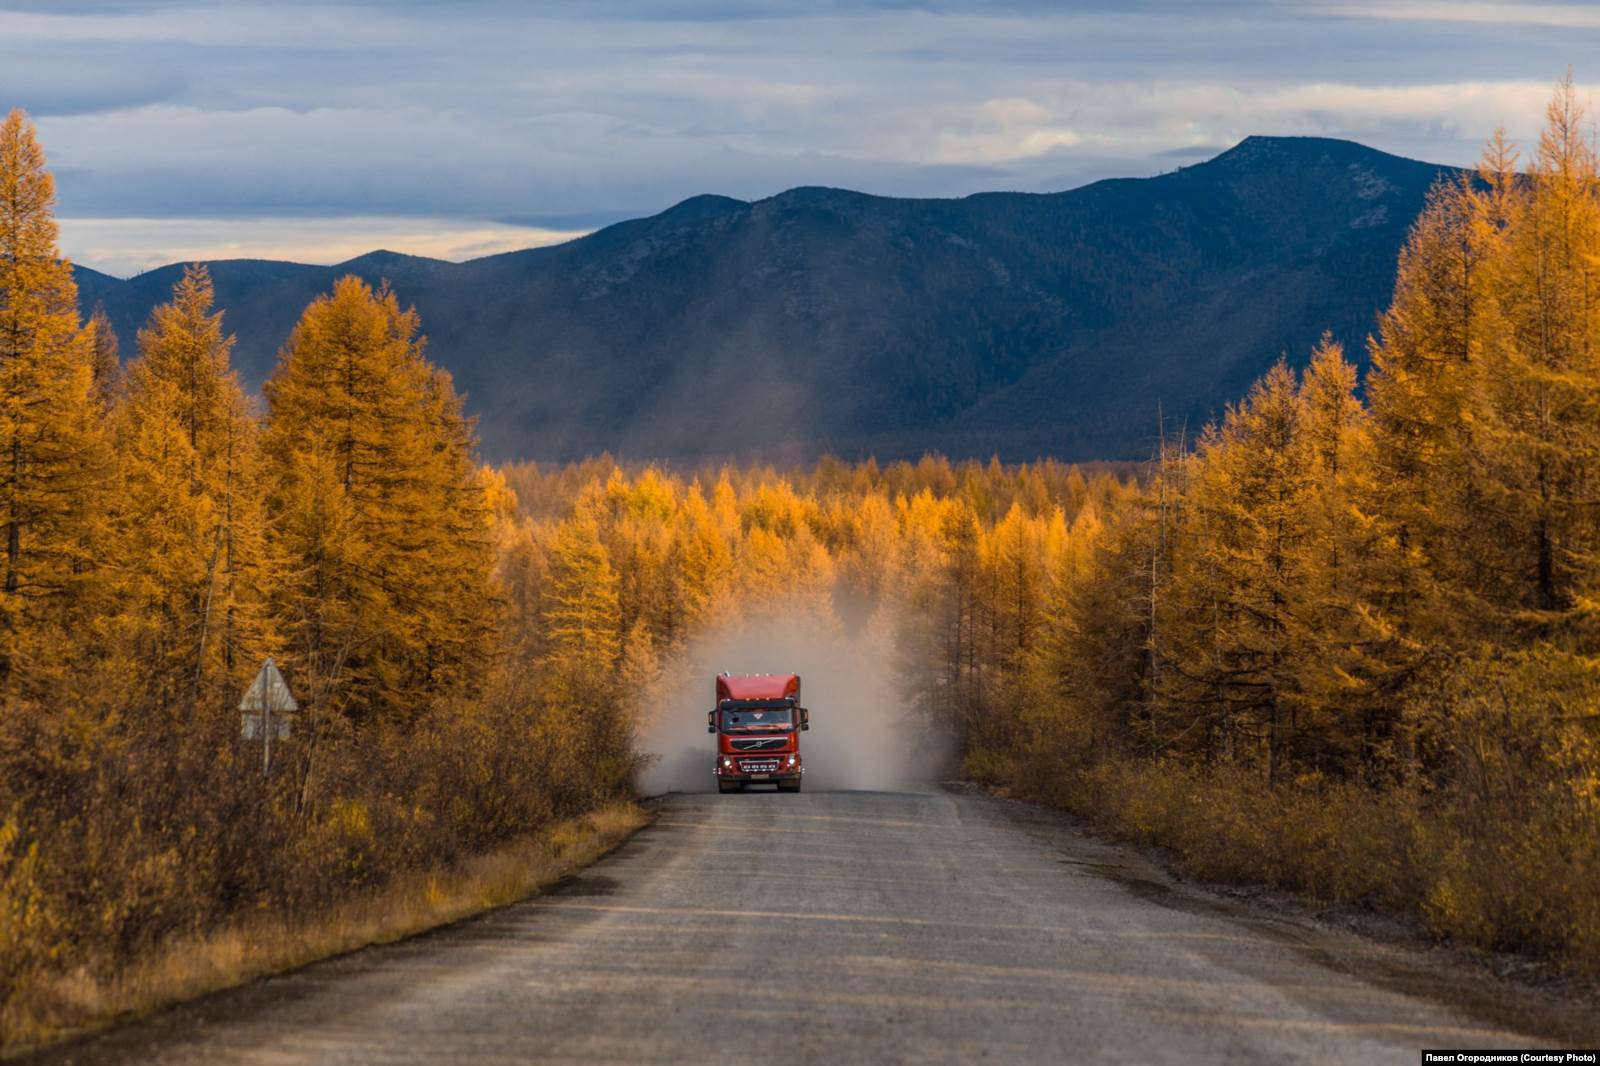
(989, 751, 1600, 977)
(1, 802, 648, 1058)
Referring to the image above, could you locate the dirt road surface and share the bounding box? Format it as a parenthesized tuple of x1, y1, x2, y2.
(34, 789, 1594, 1064)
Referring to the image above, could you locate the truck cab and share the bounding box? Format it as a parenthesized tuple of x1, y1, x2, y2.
(709, 673, 808, 793)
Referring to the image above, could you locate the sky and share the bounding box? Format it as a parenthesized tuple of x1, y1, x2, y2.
(2, 0, 1596, 276)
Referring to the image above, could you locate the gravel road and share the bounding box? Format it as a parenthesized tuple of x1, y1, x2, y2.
(35, 788, 1594, 1064)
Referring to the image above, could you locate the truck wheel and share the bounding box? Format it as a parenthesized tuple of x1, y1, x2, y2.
(718, 780, 741, 794)
(779, 778, 802, 793)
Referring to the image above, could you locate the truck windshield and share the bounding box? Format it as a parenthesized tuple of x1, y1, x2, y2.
(720, 707, 794, 733)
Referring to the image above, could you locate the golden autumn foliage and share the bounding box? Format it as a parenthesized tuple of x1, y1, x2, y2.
(115, 263, 266, 713)
(5, 78, 1600, 1047)
(932, 82, 1600, 974)
(0, 109, 112, 699)
(262, 276, 496, 723)
(0, 112, 643, 1047)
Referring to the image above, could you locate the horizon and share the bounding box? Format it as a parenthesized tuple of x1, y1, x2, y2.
(68, 131, 1441, 280)
(4, 0, 1595, 275)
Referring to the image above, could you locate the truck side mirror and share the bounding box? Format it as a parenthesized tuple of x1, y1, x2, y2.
(800, 707, 810, 731)
(707, 710, 715, 734)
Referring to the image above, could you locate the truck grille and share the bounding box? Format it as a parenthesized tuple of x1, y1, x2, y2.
(738, 758, 783, 774)
(731, 737, 788, 751)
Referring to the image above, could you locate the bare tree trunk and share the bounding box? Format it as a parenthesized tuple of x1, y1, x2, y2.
(191, 523, 226, 712)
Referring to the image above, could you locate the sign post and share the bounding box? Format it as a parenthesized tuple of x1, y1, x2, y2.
(240, 657, 298, 777)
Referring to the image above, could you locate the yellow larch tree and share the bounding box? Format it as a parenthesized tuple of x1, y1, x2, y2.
(86, 303, 122, 410)
(1027, 493, 1149, 762)
(1285, 337, 1405, 770)
(115, 263, 266, 713)
(543, 504, 623, 680)
(602, 468, 675, 648)
(832, 490, 902, 629)
(539, 504, 629, 798)
(1166, 361, 1311, 780)
(666, 482, 734, 641)
(262, 276, 495, 723)
(1364, 170, 1492, 639)
(0, 109, 112, 698)
(1469, 77, 1600, 624)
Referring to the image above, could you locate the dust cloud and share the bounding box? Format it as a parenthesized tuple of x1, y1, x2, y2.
(634, 610, 942, 795)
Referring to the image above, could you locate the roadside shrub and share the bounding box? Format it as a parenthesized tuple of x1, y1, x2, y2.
(1017, 732, 1600, 975)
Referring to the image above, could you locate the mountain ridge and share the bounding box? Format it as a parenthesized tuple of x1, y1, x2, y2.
(74, 135, 1455, 463)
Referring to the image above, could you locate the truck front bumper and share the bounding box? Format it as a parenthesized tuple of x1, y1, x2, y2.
(714, 755, 802, 782)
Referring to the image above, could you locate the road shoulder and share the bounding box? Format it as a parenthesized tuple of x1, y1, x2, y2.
(8, 802, 651, 1062)
(968, 785, 1600, 1046)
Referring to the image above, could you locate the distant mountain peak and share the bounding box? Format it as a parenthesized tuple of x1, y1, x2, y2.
(1207, 134, 1431, 172)
(659, 194, 747, 222)
(769, 185, 860, 203)
(75, 136, 1453, 464)
(333, 248, 448, 271)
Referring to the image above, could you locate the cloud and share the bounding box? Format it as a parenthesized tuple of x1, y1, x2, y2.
(5, 0, 1594, 270)
(0, 52, 184, 116)
(1308, 2, 1600, 29)
(56, 215, 588, 276)
(1153, 144, 1225, 158)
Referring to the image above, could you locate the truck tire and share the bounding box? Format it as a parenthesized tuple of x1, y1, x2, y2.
(779, 778, 802, 793)
(718, 780, 741, 794)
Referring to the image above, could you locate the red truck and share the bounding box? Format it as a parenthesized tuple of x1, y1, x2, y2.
(708, 672, 809, 793)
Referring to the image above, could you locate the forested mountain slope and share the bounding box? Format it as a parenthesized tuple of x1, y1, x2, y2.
(77, 136, 1451, 462)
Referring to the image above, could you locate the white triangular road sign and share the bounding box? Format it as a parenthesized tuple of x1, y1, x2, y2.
(239, 657, 298, 714)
